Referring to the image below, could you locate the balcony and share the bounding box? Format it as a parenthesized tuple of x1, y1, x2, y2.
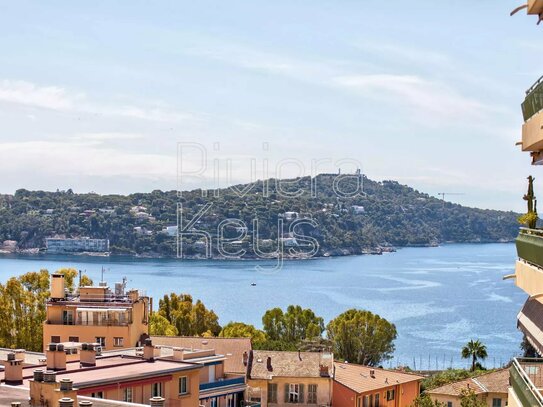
(516, 229, 543, 268)
(510, 358, 543, 406)
(199, 376, 245, 392)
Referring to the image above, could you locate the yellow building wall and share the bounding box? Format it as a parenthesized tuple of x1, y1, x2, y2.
(43, 297, 149, 351)
(247, 376, 332, 407)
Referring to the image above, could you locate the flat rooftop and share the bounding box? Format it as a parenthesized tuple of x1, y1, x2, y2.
(0, 384, 148, 406)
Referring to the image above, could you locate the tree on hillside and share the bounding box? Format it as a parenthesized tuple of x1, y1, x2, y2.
(219, 322, 267, 346)
(158, 293, 221, 336)
(461, 340, 487, 372)
(326, 309, 397, 366)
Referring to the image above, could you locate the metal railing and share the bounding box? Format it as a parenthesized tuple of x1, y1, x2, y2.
(511, 358, 543, 406)
(519, 227, 543, 237)
(199, 377, 245, 391)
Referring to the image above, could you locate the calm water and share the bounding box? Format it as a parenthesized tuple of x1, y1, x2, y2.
(0, 243, 526, 369)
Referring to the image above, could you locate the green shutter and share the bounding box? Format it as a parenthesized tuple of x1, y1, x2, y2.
(285, 383, 290, 403)
(299, 384, 305, 404)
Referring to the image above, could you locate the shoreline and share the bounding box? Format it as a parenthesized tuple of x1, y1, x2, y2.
(0, 239, 515, 261)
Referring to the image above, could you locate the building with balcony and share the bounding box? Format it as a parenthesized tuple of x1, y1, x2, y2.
(246, 350, 333, 407)
(43, 274, 150, 352)
(506, 6, 543, 403)
(46, 237, 110, 254)
(333, 362, 423, 407)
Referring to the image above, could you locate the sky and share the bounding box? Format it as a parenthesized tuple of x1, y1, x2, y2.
(0, 0, 541, 211)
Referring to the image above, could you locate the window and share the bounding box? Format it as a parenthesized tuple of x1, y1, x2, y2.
(152, 382, 163, 397)
(62, 310, 74, 325)
(95, 337, 106, 347)
(447, 402, 452, 407)
(68, 336, 79, 342)
(307, 384, 317, 404)
(113, 337, 124, 347)
(369, 394, 373, 407)
(492, 399, 502, 407)
(285, 384, 305, 403)
(91, 392, 103, 398)
(51, 336, 60, 343)
(179, 376, 189, 395)
(123, 387, 132, 402)
(363, 395, 369, 407)
(374, 393, 380, 407)
(210, 398, 217, 407)
(386, 390, 395, 401)
(289, 384, 299, 403)
(227, 395, 236, 407)
(268, 383, 278, 403)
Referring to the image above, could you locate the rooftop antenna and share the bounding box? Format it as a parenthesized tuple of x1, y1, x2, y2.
(101, 266, 105, 284)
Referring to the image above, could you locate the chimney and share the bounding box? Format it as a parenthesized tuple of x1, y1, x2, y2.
(51, 274, 66, 299)
(59, 397, 74, 407)
(149, 397, 165, 407)
(80, 343, 96, 367)
(14, 349, 25, 364)
(172, 347, 184, 361)
(243, 351, 248, 366)
(370, 369, 375, 378)
(4, 352, 23, 385)
(143, 338, 159, 360)
(11, 403, 21, 407)
(59, 379, 73, 392)
(266, 356, 273, 372)
(47, 343, 67, 371)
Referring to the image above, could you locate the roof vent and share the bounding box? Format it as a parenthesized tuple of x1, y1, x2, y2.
(370, 369, 375, 378)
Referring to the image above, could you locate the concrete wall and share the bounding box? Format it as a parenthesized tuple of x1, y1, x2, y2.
(247, 376, 333, 407)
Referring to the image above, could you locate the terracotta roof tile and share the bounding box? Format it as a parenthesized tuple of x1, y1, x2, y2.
(334, 362, 423, 394)
(426, 369, 509, 397)
(249, 351, 333, 380)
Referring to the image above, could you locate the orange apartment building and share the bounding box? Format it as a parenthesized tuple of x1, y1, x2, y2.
(1, 339, 247, 407)
(332, 362, 423, 407)
(43, 274, 150, 351)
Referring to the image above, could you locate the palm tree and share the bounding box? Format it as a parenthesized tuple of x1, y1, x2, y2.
(461, 339, 488, 371)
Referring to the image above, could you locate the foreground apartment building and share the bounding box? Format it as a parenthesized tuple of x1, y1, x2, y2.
(1, 338, 247, 407)
(43, 274, 150, 351)
(506, 2, 543, 405)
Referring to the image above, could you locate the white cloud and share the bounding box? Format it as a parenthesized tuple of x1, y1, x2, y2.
(333, 74, 487, 120)
(0, 79, 82, 110)
(0, 79, 193, 124)
(0, 140, 176, 180)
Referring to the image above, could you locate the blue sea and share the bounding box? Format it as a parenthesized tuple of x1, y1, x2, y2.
(0, 243, 525, 369)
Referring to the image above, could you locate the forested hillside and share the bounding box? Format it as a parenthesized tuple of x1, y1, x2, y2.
(0, 175, 519, 258)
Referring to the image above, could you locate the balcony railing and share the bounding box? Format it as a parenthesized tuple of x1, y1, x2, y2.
(510, 358, 543, 407)
(516, 228, 543, 268)
(46, 319, 131, 327)
(199, 377, 245, 392)
(523, 76, 543, 122)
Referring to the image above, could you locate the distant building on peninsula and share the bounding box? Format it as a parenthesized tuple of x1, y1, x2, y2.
(46, 237, 109, 253)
